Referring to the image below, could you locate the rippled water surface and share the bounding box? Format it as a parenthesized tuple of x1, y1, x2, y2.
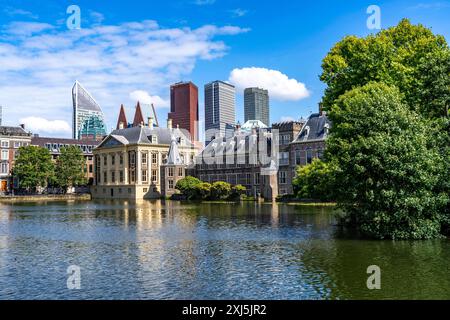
(0, 200, 449, 300)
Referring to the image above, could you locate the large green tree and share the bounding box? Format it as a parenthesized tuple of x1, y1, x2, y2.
(13, 146, 54, 191)
(326, 83, 448, 239)
(55, 146, 87, 190)
(293, 159, 334, 201)
(320, 19, 450, 118)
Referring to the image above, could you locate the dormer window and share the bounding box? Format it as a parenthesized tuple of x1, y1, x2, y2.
(303, 126, 310, 141)
(148, 135, 158, 144)
(324, 123, 330, 137)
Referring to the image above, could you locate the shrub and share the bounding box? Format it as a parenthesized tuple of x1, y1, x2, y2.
(210, 181, 232, 200)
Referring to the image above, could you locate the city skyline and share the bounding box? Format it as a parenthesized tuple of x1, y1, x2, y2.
(0, 0, 449, 137)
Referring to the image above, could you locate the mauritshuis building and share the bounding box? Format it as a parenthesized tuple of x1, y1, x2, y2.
(72, 81, 107, 141)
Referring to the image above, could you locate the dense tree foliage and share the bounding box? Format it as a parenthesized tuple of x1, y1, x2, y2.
(54, 146, 87, 190)
(293, 159, 334, 201)
(13, 146, 54, 191)
(320, 19, 450, 119)
(175, 176, 202, 200)
(210, 181, 232, 200)
(326, 83, 447, 239)
(318, 19, 450, 239)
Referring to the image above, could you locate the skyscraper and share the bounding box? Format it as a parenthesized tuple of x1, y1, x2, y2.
(204, 81, 236, 143)
(244, 87, 270, 127)
(72, 81, 107, 141)
(168, 82, 199, 141)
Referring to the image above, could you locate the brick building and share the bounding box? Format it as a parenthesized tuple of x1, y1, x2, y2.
(169, 82, 199, 141)
(0, 126, 32, 193)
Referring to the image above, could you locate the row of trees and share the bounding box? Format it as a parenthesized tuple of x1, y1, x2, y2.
(175, 176, 247, 201)
(293, 19, 449, 240)
(13, 145, 87, 193)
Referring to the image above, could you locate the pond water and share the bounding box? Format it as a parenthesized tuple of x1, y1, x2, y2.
(0, 200, 449, 300)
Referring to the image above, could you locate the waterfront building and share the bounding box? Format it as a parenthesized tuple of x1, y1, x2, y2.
(0, 125, 32, 193)
(244, 88, 270, 127)
(31, 136, 100, 184)
(204, 81, 236, 144)
(169, 82, 199, 141)
(272, 120, 305, 195)
(188, 124, 279, 201)
(72, 81, 107, 141)
(92, 105, 198, 199)
(288, 111, 331, 191)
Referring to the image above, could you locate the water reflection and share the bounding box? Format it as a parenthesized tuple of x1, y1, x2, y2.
(0, 200, 449, 299)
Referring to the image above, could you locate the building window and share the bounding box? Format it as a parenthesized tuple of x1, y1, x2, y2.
(1, 141, 9, 148)
(279, 171, 287, 184)
(279, 152, 289, 166)
(142, 153, 147, 165)
(130, 152, 136, 165)
(152, 170, 158, 183)
(254, 173, 260, 185)
(306, 149, 313, 164)
(1, 163, 8, 174)
(111, 154, 115, 166)
(152, 153, 158, 164)
(130, 170, 135, 183)
(103, 171, 107, 183)
(89, 164, 93, 173)
(178, 167, 183, 177)
(14, 141, 20, 148)
(119, 170, 124, 183)
(1, 150, 8, 160)
(143, 188, 148, 193)
(168, 180, 174, 189)
(168, 167, 174, 177)
(246, 173, 252, 185)
(103, 155, 107, 166)
(119, 154, 124, 165)
(295, 150, 302, 166)
(111, 171, 116, 183)
(142, 170, 148, 182)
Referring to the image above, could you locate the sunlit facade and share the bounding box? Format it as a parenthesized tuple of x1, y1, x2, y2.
(72, 81, 107, 141)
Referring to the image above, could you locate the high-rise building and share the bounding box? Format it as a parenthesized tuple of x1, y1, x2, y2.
(204, 81, 236, 143)
(168, 82, 199, 141)
(72, 81, 107, 141)
(244, 87, 270, 127)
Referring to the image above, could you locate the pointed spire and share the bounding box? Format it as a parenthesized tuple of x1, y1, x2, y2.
(167, 136, 183, 165)
(116, 104, 128, 129)
(133, 101, 145, 127)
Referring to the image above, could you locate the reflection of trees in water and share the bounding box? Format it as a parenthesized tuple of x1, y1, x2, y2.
(298, 237, 450, 299)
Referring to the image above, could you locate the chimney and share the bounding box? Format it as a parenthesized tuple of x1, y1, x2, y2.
(319, 102, 324, 116)
(148, 117, 154, 130)
(119, 122, 124, 129)
(167, 118, 173, 129)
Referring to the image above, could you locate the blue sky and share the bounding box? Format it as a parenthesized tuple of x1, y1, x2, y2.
(0, 0, 449, 137)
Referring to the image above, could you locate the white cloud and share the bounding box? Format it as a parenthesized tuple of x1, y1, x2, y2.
(229, 67, 310, 101)
(194, 0, 216, 5)
(3, 7, 38, 19)
(0, 18, 248, 136)
(129, 90, 170, 108)
(230, 8, 248, 18)
(19, 117, 71, 135)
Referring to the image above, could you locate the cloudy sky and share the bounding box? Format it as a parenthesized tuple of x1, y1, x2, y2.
(0, 0, 449, 137)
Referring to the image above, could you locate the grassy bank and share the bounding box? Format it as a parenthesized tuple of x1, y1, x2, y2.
(0, 194, 91, 203)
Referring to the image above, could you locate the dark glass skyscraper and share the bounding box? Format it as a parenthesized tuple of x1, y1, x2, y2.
(204, 81, 236, 143)
(244, 87, 270, 127)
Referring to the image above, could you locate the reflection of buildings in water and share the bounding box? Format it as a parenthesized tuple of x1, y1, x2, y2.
(271, 202, 279, 228)
(132, 200, 200, 295)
